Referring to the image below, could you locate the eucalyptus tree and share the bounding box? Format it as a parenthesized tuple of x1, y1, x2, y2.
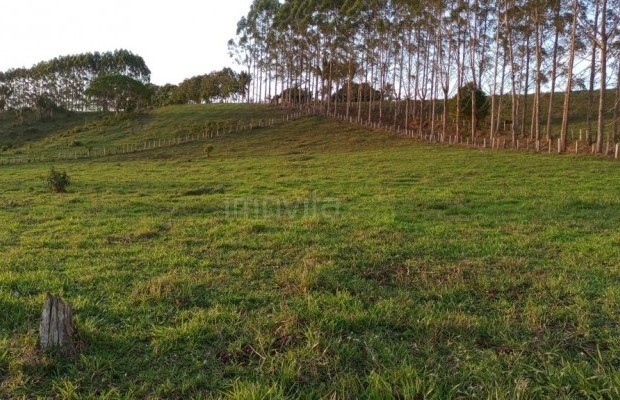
(584, 0, 601, 145)
(153, 84, 180, 107)
(560, 0, 579, 150)
(228, 0, 618, 148)
(545, 0, 568, 140)
(595, 0, 619, 151)
(0, 79, 12, 111)
(85, 74, 151, 114)
(595, 0, 608, 152)
(0, 50, 150, 112)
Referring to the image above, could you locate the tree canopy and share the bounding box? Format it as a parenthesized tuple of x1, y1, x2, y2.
(85, 74, 152, 114)
(229, 0, 620, 150)
(173, 68, 252, 104)
(0, 49, 150, 112)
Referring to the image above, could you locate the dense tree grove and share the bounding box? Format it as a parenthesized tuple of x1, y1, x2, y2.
(85, 74, 152, 114)
(230, 0, 620, 152)
(169, 68, 252, 105)
(0, 49, 150, 112)
(0, 50, 252, 115)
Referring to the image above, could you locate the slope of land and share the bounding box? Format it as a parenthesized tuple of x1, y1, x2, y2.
(1, 109, 620, 398)
(0, 104, 292, 158)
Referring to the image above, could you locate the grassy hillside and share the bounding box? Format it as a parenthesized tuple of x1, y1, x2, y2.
(2, 110, 620, 398)
(1, 89, 617, 162)
(0, 104, 292, 158)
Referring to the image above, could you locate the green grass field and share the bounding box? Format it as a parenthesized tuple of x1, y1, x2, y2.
(1, 105, 620, 399)
(0, 104, 292, 158)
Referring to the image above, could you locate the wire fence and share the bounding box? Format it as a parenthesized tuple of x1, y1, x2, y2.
(0, 110, 314, 166)
(316, 108, 620, 160)
(4, 106, 615, 166)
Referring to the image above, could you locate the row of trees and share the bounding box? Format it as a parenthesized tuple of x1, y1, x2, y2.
(229, 0, 620, 152)
(0, 49, 151, 112)
(156, 68, 252, 106)
(0, 50, 253, 117)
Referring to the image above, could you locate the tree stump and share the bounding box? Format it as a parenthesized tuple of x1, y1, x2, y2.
(39, 293, 77, 355)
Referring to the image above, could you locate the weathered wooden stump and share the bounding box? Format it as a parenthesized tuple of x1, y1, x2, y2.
(39, 293, 77, 355)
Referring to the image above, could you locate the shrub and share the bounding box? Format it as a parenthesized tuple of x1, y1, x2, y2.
(455, 82, 490, 127)
(46, 167, 71, 193)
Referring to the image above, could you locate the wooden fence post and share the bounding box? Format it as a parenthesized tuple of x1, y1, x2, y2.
(39, 294, 77, 355)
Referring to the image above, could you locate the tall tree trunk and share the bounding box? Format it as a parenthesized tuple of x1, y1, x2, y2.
(560, 0, 579, 151)
(503, 0, 517, 141)
(327, 59, 333, 115)
(430, 35, 438, 138)
(405, 29, 413, 131)
(587, 0, 600, 145)
(531, 3, 542, 142)
(368, 59, 375, 122)
(522, 34, 531, 139)
(358, 54, 364, 122)
(413, 31, 421, 133)
(470, 0, 482, 139)
(456, 25, 462, 139)
(545, 9, 561, 140)
(346, 57, 352, 119)
(596, 0, 608, 153)
(441, 28, 451, 140)
(496, 52, 507, 134)
(490, 0, 501, 140)
(419, 36, 430, 135)
(394, 37, 404, 127)
(379, 43, 386, 122)
(614, 62, 620, 143)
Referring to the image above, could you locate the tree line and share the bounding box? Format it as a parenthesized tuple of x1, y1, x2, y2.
(229, 0, 620, 152)
(153, 68, 252, 106)
(0, 50, 252, 117)
(0, 50, 150, 113)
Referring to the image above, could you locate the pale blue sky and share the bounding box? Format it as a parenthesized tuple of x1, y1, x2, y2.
(0, 0, 253, 85)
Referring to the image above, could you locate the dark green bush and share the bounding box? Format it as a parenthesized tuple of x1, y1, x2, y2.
(46, 167, 71, 193)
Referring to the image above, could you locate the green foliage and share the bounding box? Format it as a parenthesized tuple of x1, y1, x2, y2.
(152, 84, 180, 107)
(175, 68, 251, 104)
(0, 84, 12, 110)
(45, 167, 71, 193)
(85, 74, 152, 114)
(333, 82, 381, 102)
(456, 83, 491, 126)
(0, 49, 150, 111)
(34, 94, 62, 120)
(274, 86, 312, 104)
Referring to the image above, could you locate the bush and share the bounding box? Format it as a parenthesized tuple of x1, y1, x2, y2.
(46, 167, 71, 193)
(455, 82, 490, 127)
